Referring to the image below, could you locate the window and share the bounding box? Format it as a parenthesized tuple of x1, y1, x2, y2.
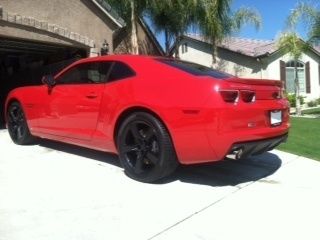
(98, 62, 113, 82)
(285, 60, 306, 93)
(158, 59, 233, 79)
(108, 62, 135, 82)
(57, 62, 112, 85)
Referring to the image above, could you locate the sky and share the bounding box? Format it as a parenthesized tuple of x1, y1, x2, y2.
(231, 0, 311, 40)
(153, 0, 319, 50)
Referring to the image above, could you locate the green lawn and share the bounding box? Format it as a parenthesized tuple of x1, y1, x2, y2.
(277, 117, 320, 161)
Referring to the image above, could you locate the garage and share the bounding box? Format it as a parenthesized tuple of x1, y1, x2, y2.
(0, 37, 87, 126)
(0, 0, 123, 127)
(0, 0, 163, 127)
(0, 0, 126, 127)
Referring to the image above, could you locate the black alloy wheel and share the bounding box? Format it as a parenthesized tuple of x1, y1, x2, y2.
(7, 102, 35, 145)
(117, 112, 178, 182)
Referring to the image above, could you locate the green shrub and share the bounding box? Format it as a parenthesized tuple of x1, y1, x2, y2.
(286, 94, 295, 107)
(307, 100, 318, 107)
(317, 98, 320, 105)
(286, 94, 305, 107)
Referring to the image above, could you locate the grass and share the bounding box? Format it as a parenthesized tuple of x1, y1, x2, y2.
(302, 107, 320, 115)
(277, 117, 320, 161)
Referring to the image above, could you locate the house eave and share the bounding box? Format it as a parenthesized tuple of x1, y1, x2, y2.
(138, 18, 164, 56)
(179, 35, 320, 60)
(90, 0, 126, 28)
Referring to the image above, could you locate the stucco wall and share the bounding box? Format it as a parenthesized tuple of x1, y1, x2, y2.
(179, 38, 320, 100)
(266, 51, 320, 100)
(0, 21, 82, 47)
(0, 0, 118, 54)
(179, 39, 212, 67)
(179, 38, 264, 78)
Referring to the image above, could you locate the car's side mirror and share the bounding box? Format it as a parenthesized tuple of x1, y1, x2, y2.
(41, 75, 55, 88)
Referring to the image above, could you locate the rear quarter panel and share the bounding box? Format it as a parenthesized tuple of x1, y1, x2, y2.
(94, 58, 219, 162)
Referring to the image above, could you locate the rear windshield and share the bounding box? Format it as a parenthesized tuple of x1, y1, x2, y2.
(158, 59, 233, 79)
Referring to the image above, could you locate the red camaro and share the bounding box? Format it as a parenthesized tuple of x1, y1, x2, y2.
(5, 55, 290, 182)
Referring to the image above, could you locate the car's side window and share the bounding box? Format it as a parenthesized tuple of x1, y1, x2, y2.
(57, 62, 112, 85)
(99, 61, 113, 83)
(108, 62, 135, 82)
(57, 66, 82, 84)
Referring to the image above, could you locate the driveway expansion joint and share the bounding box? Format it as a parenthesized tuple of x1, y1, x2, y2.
(148, 181, 255, 240)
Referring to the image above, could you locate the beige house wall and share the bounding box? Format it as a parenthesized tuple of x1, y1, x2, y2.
(178, 38, 320, 101)
(0, 0, 119, 54)
(265, 51, 320, 101)
(179, 38, 263, 78)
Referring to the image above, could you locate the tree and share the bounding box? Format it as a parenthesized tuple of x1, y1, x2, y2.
(283, 2, 320, 115)
(107, 0, 261, 59)
(107, 0, 148, 54)
(148, 0, 261, 60)
(148, 0, 197, 56)
(287, 2, 320, 44)
(277, 32, 309, 116)
(196, 0, 261, 65)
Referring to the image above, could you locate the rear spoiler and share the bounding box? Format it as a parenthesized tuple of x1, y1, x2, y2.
(226, 78, 283, 87)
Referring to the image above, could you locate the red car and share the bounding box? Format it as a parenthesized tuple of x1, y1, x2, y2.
(5, 55, 290, 182)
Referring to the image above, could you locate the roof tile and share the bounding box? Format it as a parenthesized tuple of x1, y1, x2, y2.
(186, 34, 278, 57)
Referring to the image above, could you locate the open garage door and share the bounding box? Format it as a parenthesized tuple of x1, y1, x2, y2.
(0, 38, 87, 127)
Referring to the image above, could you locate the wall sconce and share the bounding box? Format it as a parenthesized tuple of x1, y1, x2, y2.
(100, 40, 109, 56)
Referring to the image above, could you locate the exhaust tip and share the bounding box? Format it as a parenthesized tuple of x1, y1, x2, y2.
(226, 147, 244, 160)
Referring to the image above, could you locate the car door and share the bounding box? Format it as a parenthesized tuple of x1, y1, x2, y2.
(38, 61, 112, 140)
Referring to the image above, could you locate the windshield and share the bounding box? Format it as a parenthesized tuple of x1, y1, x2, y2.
(158, 59, 233, 79)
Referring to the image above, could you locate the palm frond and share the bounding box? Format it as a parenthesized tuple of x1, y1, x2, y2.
(233, 7, 261, 32)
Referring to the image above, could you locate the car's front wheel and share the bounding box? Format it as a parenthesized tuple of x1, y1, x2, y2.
(117, 112, 178, 183)
(7, 101, 36, 145)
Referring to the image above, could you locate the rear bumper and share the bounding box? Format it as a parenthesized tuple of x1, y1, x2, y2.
(171, 100, 290, 164)
(226, 133, 288, 160)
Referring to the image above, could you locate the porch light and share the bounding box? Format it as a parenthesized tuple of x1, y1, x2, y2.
(100, 40, 109, 56)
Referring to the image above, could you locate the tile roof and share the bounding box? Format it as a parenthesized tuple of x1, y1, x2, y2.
(221, 37, 278, 57)
(186, 34, 278, 57)
(314, 45, 320, 54)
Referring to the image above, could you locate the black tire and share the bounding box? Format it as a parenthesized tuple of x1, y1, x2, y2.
(7, 101, 36, 145)
(117, 112, 178, 183)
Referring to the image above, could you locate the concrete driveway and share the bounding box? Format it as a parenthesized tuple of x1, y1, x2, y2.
(0, 129, 319, 240)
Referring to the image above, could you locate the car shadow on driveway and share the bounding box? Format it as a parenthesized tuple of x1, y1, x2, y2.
(38, 139, 121, 168)
(164, 153, 282, 187)
(38, 139, 281, 187)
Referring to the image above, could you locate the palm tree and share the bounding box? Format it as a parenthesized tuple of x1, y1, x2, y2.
(278, 32, 309, 116)
(148, 0, 261, 60)
(309, 16, 320, 44)
(197, 1, 261, 65)
(148, 0, 197, 56)
(284, 2, 320, 115)
(107, 0, 148, 54)
(287, 2, 320, 44)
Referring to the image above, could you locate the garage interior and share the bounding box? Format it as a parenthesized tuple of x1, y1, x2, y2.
(0, 38, 87, 127)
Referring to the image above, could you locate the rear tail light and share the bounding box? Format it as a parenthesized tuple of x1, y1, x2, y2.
(220, 90, 256, 103)
(220, 90, 239, 103)
(240, 90, 256, 103)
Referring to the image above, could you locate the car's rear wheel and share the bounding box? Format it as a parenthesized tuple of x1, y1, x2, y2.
(117, 112, 178, 183)
(7, 101, 36, 145)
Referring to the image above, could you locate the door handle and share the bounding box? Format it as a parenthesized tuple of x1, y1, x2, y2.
(86, 93, 98, 99)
